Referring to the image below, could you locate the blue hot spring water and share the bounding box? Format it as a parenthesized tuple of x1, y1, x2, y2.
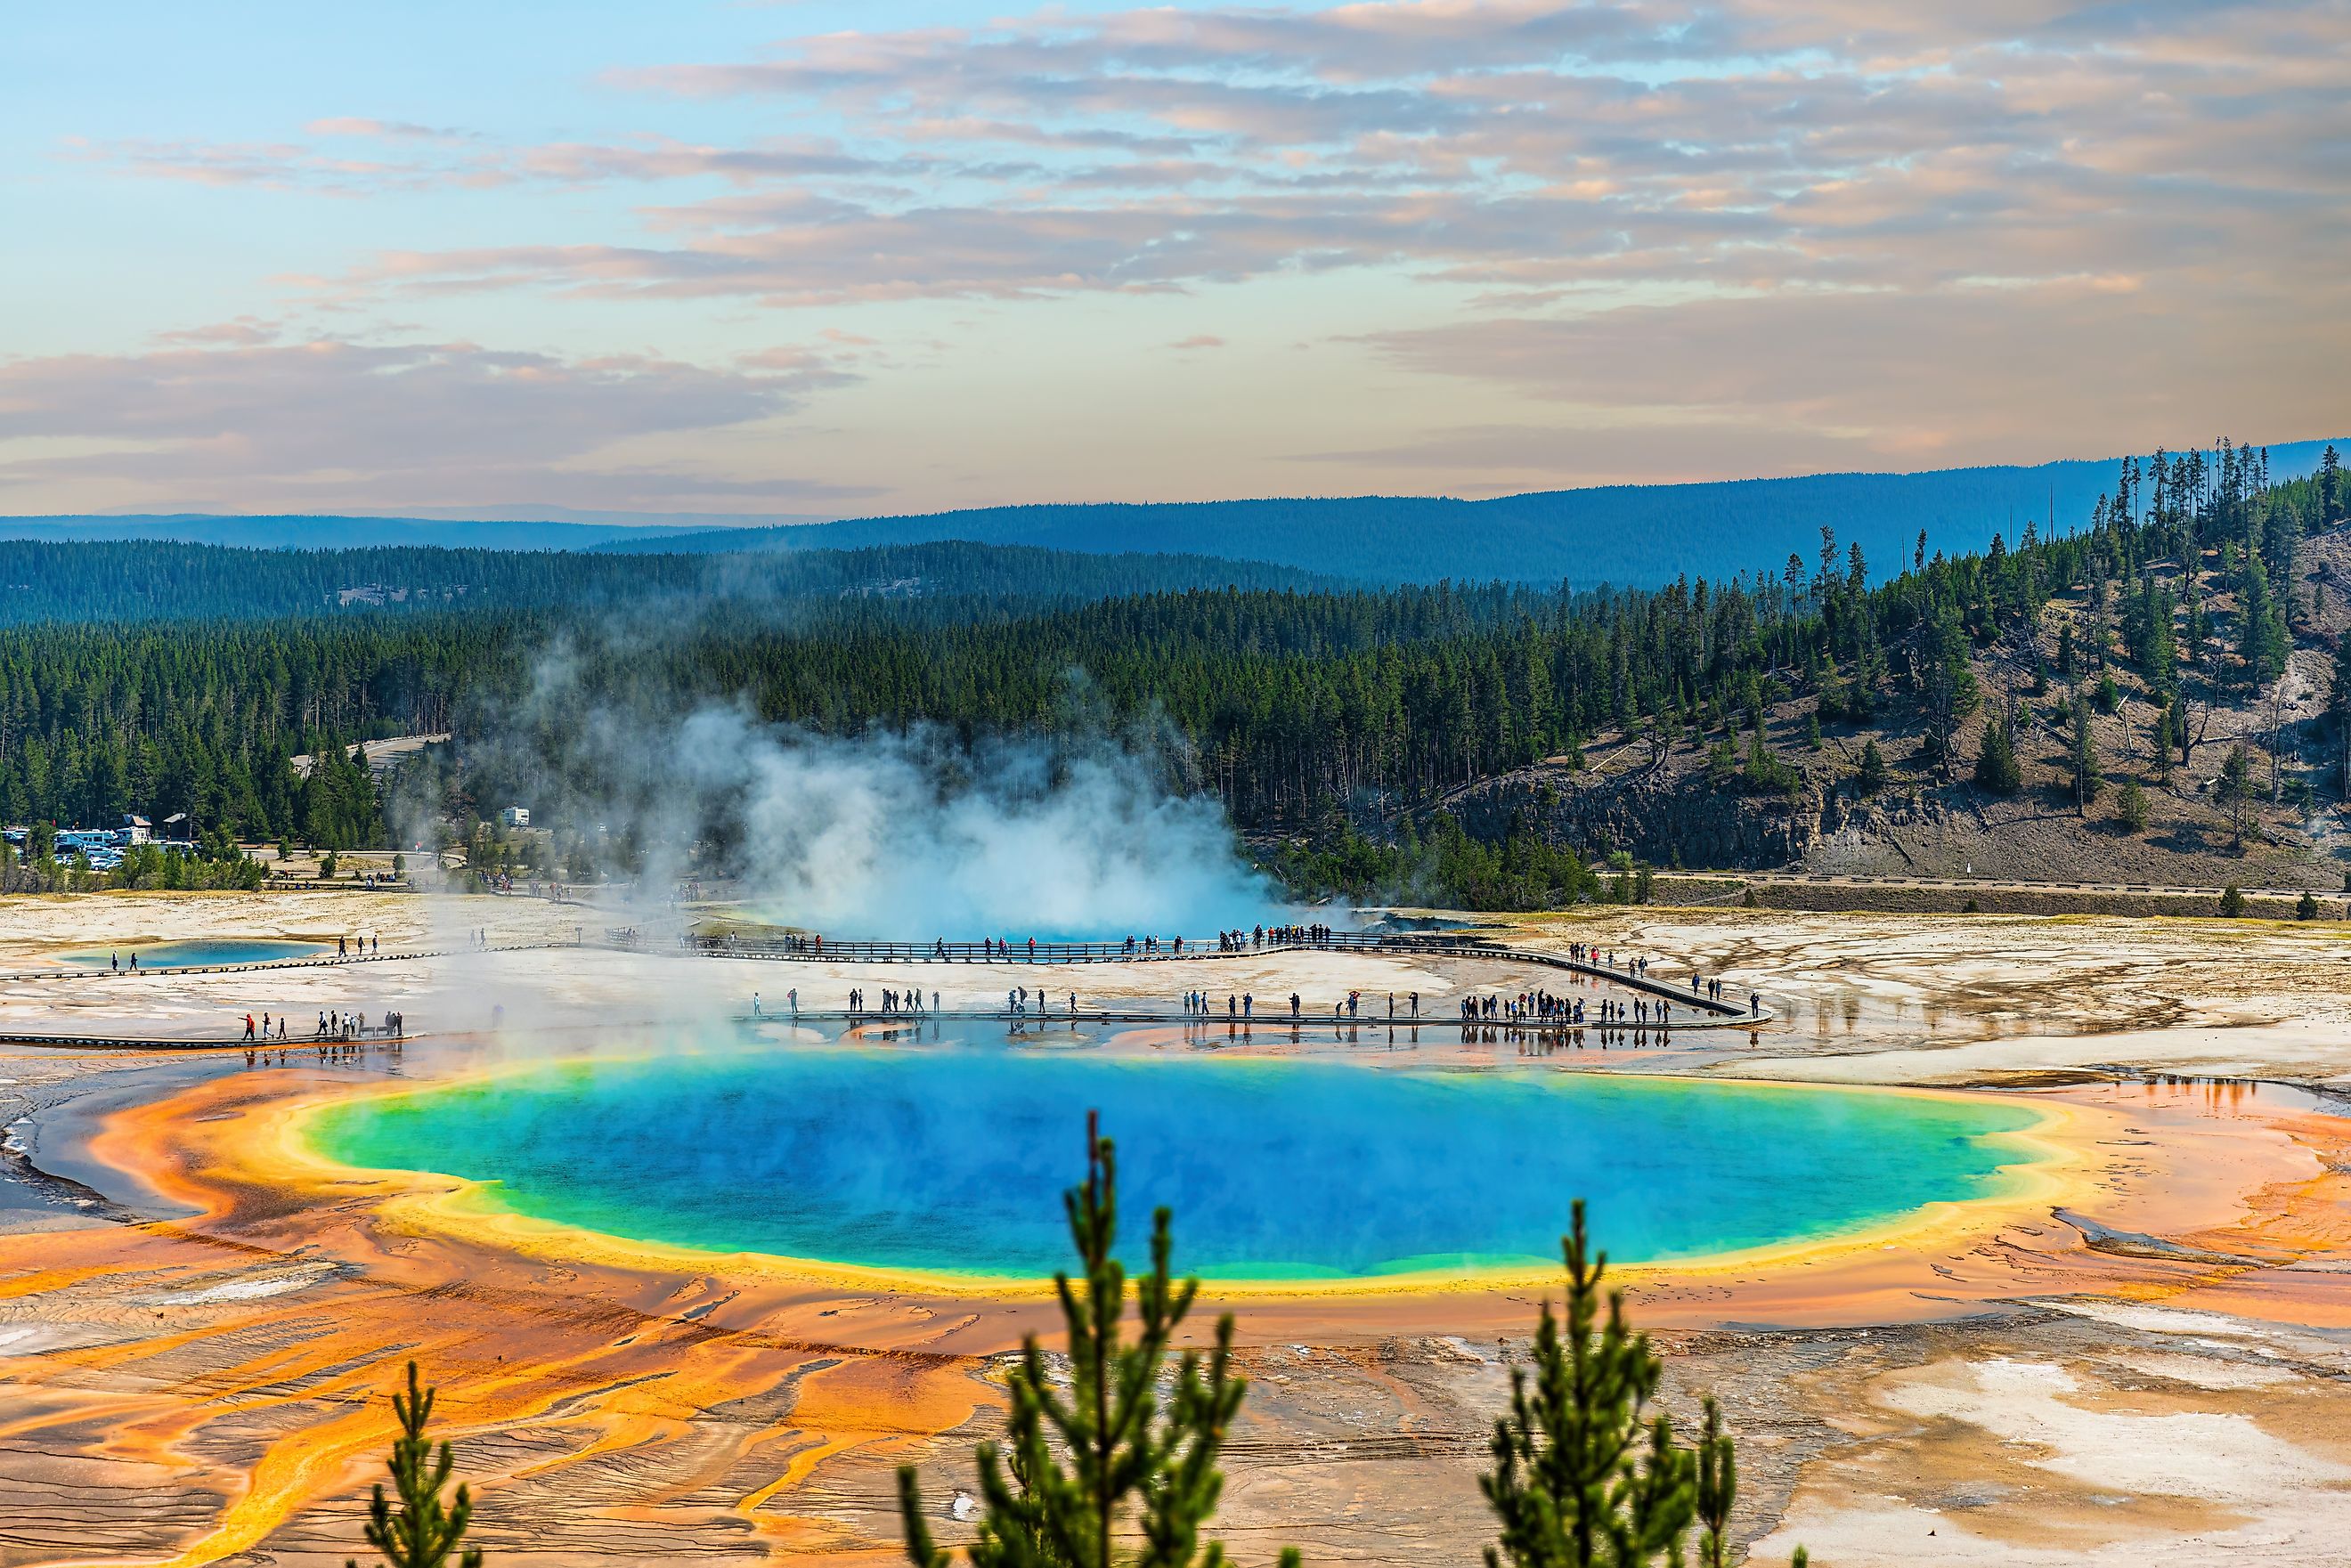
(65, 938, 326, 970)
(307, 1050, 2046, 1281)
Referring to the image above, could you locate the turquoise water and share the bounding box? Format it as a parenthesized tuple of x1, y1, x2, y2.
(65, 938, 326, 969)
(308, 1051, 2045, 1280)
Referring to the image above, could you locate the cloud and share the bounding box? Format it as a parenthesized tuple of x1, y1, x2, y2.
(1168, 335, 1225, 350)
(1282, 420, 1891, 483)
(306, 117, 478, 143)
(69, 126, 912, 196)
(77, 3, 2348, 320)
(34, 0, 2351, 502)
(0, 337, 863, 512)
(1349, 270, 2351, 464)
(297, 0, 2345, 321)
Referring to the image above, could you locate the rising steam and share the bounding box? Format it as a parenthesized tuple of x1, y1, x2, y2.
(405, 646, 1290, 939)
(671, 709, 1282, 938)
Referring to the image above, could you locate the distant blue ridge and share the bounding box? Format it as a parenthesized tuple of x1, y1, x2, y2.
(6, 438, 2339, 589)
(610, 440, 2345, 586)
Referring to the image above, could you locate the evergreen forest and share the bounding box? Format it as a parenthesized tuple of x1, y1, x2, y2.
(4, 442, 2339, 907)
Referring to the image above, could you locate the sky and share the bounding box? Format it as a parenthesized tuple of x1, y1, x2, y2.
(1, 0, 2344, 521)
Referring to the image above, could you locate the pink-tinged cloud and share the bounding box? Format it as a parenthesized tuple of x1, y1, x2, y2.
(0, 338, 865, 513)
(305, 0, 2345, 317)
(32, 0, 2351, 508)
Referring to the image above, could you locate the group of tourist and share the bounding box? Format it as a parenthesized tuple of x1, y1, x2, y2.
(319, 1008, 398, 1039)
(842, 986, 938, 1017)
(999, 986, 1076, 1017)
(237, 1008, 403, 1043)
(1178, 989, 1438, 1023)
(1212, 923, 1341, 951)
(893, 987, 933, 1017)
(1565, 940, 1760, 1015)
(335, 933, 380, 957)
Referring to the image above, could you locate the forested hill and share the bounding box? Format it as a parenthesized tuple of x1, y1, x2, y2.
(9, 436, 2348, 909)
(8, 443, 2341, 892)
(607, 440, 2348, 586)
(0, 539, 1343, 625)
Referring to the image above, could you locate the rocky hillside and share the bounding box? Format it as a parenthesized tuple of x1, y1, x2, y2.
(1441, 525, 2351, 891)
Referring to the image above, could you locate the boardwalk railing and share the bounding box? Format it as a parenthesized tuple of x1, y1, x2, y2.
(604, 928, 1761, 1020)
(634, 930, 1420, 964)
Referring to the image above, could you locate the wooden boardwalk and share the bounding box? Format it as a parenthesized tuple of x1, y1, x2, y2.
(0, 931, 1771, 1045)
(0, 1030, 407, 1052)
(746, 1007, 1754, 1033)
(667, 934, 1766, 1021)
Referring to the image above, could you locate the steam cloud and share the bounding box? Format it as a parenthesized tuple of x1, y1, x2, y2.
(412, 646, 1293, 939)
(668, 709, 1281, 938)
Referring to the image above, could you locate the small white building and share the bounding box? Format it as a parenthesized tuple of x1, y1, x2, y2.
(121, 814, 152, 844)
(498, 806, 531, 829)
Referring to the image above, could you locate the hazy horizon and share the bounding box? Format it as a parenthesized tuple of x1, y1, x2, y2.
(6, 436, 2346, 534)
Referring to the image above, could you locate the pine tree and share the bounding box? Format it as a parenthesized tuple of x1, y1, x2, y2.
(900, 1116, 1297, 1568)
(1857, 740, 1888, 795)
(2116, 776, 2153, 832)
(1483, 1199, 1691, 1568)
(1973, 711, 2022, 795)
(1919, 605, 1979, 780)
(2238, 552, 2289, 691)
(2217, 743, 2255, 846)
(2117, 776, 2149, 833)
(1483, 1202, 1802, 1568)
(1694, 1400, 1748, 1568)
(2323, 444, 2343, 527)
(2068, 694, 2104, 813)
(348, 1361, 483, 1568)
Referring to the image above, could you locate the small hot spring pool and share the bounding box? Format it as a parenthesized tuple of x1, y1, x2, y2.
(306, 1051, 2048, 1282)
(64, 938, 327, 970)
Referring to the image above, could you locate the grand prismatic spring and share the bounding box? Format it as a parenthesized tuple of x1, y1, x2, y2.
(303, 1047, 2050, 1283)
(4, 897, 2351, 1568)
